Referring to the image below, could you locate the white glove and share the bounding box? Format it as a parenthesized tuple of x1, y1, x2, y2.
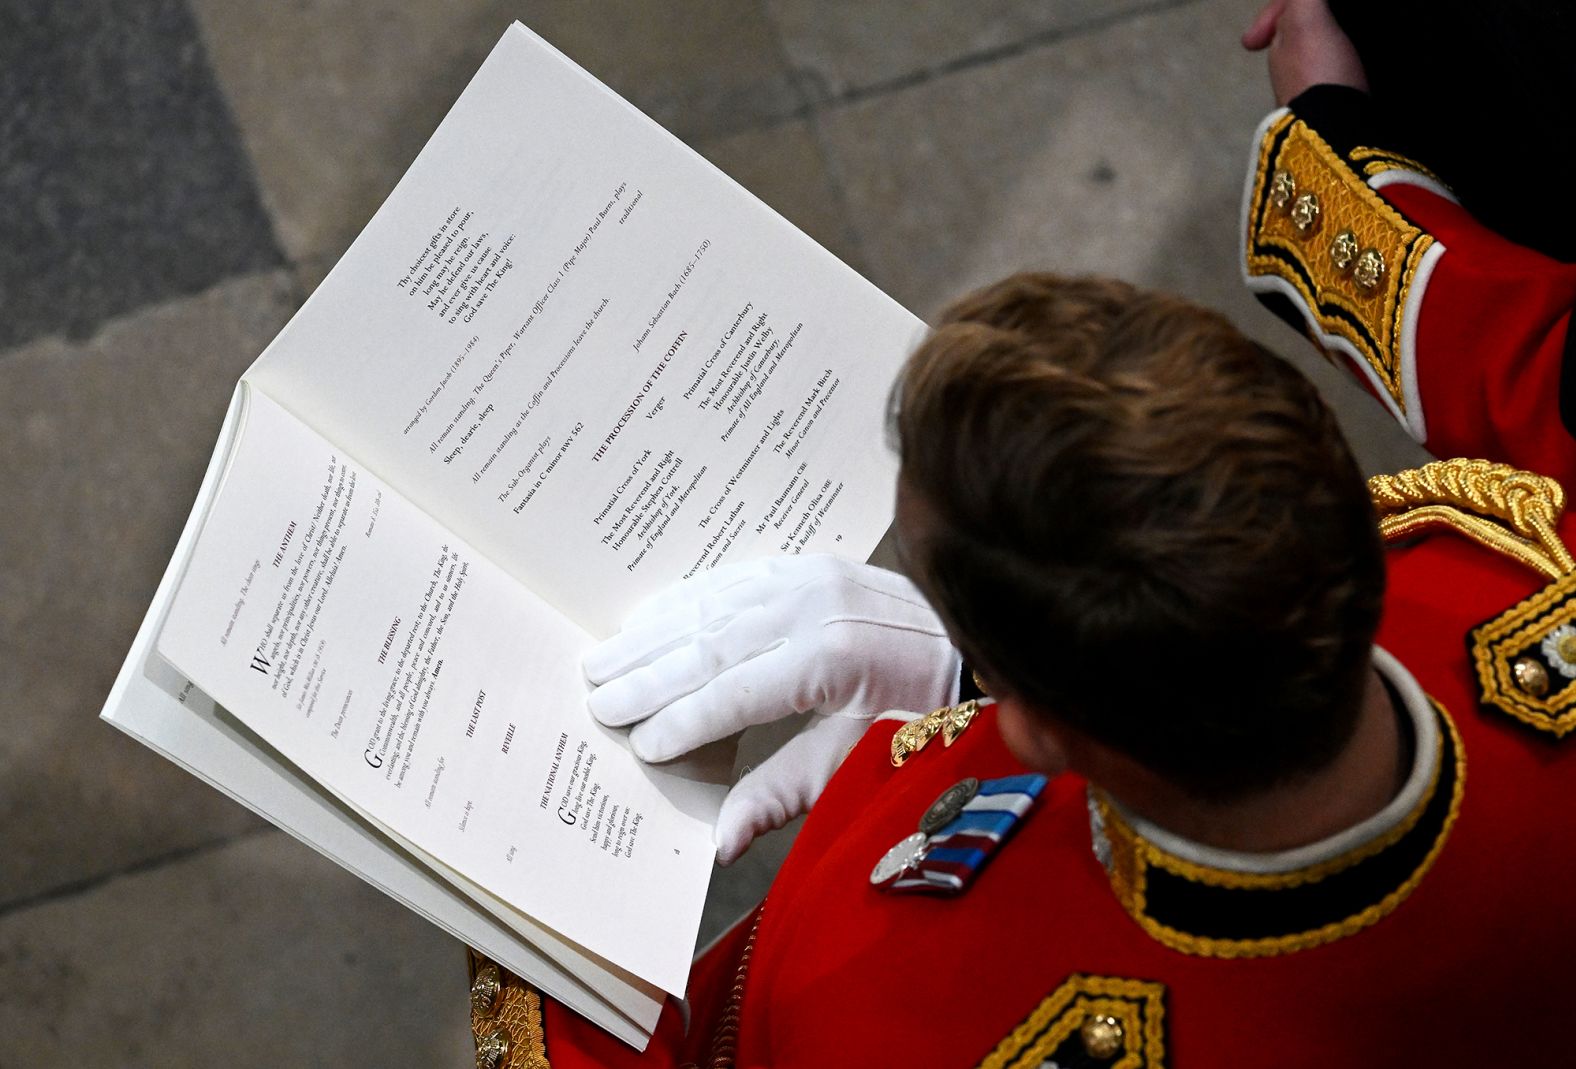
(584, 555, 961, 863)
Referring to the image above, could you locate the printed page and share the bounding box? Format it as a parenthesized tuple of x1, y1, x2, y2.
(246, 22, 924, 636)
(156, 387, 718, 997)
(114, 664, 662, 1043)
(101, 389, 659, 1043)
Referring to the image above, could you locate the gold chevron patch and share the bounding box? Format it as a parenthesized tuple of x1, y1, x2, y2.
(975, 974, 1166, 1069)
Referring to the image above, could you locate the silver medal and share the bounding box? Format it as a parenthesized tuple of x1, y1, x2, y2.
(919, 777, 980, 835)
(869, 831, 929, 887)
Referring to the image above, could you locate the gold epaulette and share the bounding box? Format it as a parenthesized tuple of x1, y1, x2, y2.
(1369, 458, 1576, 736)
(1245, 113, 1439, 433)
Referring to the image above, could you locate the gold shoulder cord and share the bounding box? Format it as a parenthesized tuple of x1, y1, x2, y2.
(1373, 458, 1576, 736)
(1368, 458, 1573, 579)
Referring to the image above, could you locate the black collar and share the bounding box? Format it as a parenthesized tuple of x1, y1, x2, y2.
(1088, 697, 1463, 957)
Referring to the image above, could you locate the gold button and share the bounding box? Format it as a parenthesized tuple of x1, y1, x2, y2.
(470, 962, 502, 1015)
(1353, 248, 1386, 291)
(1270, 169, 1297, 211)
(475, 1028, 510, 1069)
(1290, 192, 1321, 233)
(1080, 1014, 1125, 1060)
(1330, 229, 1359, 272)
(1514, 657, 1551, 698)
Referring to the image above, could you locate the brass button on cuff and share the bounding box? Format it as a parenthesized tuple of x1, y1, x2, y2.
(1330, 229, 1359, 272)
(1290, 192, 1321, 233)
(1080, 1014, 1126, 1060)
(470, 962, 502, 1015)
(1514, 656, 1551, 698)
(1269, 168, 1297, 211)
(1352, 248, 1387, 291)
(475, 1028, 510, 1069)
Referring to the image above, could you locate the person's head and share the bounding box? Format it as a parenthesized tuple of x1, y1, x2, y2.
(891, 273, 1385, 803)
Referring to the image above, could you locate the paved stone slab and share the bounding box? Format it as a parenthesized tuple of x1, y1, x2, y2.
(764, 0, 1180, 100)
(0, 272, 302, 907)
(814, 0, 1429, 475)
(0, 831, 472, 1068)
(0, 0, 283, 350)
(191, 0, 805, 271)
(815, 0, 1283, 317)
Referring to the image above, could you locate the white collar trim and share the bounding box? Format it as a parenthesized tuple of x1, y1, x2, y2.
(1106, 647, 1439, 875)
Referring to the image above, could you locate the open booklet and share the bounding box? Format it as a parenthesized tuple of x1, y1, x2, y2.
(100, 21, 923, 1049)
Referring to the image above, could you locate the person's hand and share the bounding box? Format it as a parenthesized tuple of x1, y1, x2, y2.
(584, 555, 961, 863)
(1242, 0, 1367, 106)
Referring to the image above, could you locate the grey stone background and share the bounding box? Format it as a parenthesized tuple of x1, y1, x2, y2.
(0, 1, 1428, 1065)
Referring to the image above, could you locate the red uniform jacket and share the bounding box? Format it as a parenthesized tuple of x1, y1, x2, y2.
(538, 505, 1576, 1067)
(1242, 86, 1576, 492)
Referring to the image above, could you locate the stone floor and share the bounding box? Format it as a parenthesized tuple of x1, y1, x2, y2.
(0, 1, 1430, 1065)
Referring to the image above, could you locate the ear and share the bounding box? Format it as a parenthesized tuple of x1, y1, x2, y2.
(994, 695, 1072, 776)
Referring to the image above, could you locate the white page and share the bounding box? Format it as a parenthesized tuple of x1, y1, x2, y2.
(246, 22, 924, 636)
(101, 391, 659, 1045)
(156, 388, 718, 996)
(116, 662, 660, 1043)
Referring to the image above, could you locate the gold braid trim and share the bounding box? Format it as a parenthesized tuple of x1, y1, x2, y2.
(1099, 702, 1465, 959)
(1469, 570, 1576, 737)
(1368, 458, 1574, 579)
(1350, 146, 1447, 186)
(1119, 721, 1441, 893)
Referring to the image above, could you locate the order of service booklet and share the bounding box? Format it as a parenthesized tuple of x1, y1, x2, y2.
(99, 21, 923, 1049)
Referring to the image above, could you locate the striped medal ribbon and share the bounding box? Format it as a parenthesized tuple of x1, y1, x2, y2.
(875, 773, 1048, 896)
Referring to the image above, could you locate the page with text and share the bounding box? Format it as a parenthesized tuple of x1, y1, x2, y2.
(156, 388, 718, 996)
(131, 663, 663, 1040)
(246, 22, 923, 636)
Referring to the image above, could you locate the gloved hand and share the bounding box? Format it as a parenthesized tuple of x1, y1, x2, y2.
(584, 554, 961, 863)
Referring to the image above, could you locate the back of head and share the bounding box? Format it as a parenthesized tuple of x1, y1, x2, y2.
(893, 273, 1385, 801)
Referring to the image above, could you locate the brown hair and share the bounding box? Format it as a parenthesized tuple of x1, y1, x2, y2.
(893, 274, 1385, 800)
